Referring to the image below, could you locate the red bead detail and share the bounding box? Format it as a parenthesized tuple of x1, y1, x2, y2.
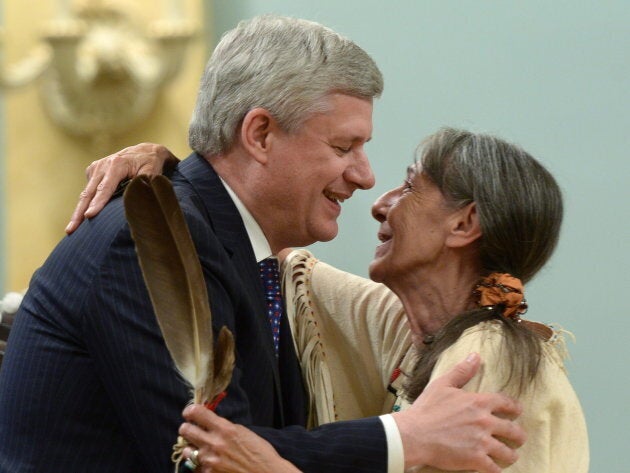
(390, 367, 401, 383)
(204, 391, 228, 411)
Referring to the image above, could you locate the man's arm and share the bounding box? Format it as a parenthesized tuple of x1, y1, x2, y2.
(275, 353, 524, 473)
(176, 354, 524, 473)
(286, 353, 524, 473)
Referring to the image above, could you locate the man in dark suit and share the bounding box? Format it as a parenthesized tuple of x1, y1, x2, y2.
(0, 15, 524, 473)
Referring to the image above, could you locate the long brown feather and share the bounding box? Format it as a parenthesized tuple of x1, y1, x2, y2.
(124, 175, 232, 405)
(212, 327, 235, 399)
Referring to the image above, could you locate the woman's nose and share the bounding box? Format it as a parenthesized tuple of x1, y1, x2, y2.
(371, 187, 400, 223)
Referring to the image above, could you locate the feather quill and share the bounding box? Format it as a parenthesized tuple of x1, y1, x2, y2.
(124, 175, 234, 405)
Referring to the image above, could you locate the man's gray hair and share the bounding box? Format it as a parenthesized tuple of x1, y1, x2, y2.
(188, 15, 384, 156)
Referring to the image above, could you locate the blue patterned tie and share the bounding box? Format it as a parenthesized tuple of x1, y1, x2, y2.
(258, 258, 282, 356)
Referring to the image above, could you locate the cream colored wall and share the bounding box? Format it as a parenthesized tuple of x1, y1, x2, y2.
(4, 0, 208, 290)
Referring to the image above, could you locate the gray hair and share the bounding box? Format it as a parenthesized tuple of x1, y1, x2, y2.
(418, 127, 563, 284)
(188, 15, 384, 156)
(405, 128, 563, 402)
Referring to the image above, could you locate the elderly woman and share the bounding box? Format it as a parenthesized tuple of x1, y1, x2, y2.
(282, 128, 587, 470)
(72, 128, 588, 472)
(178, 128, 588, 473)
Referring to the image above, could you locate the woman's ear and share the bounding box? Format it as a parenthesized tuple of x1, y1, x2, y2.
(445, 202, 482, 248)
(240, 108, 275, 164)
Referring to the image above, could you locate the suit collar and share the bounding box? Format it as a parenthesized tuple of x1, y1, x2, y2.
(176, 153, 251, 256)
(175, 153, 268, 299)
(220, 177, 272, 262)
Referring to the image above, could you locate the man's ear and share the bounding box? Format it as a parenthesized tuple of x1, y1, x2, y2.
(445, 202, 482, 248)
(240, 108, 275, 164)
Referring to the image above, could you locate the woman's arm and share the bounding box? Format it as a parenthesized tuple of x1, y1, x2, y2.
(66, 143, 178, 234)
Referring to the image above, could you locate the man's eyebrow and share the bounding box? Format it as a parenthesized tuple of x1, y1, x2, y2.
(349, 136, 372, 144)
(331, 134, 372, 144)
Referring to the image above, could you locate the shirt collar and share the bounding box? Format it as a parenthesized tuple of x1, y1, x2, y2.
(220, 177, 272, 262)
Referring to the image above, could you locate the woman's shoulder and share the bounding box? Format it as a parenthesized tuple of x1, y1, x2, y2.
(431, 321, 588, 472)
(434, 320, 574, 388)
(458, 320, 571, 361)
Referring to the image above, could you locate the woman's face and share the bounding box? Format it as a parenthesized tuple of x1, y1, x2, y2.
(368, 164, 456, 284)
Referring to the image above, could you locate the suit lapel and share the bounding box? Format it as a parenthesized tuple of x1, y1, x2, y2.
(176, 153, 283, 405)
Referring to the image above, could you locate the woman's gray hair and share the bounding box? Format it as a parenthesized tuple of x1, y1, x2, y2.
(405, 128, 564, 401)
(189, 15, 384, 156)
(418, 127, 563, 283)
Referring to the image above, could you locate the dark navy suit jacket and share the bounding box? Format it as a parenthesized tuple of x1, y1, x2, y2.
(0, 154, 387, 473)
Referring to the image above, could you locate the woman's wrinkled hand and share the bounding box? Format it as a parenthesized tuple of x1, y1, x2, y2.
(179, 404, 301, 473)
(65, 143, 178, 234)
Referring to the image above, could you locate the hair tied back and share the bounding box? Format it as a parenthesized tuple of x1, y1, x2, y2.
(474, 273, 528, 320)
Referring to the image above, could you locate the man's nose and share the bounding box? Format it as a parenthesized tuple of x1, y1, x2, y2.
(345, 150, 375, 190)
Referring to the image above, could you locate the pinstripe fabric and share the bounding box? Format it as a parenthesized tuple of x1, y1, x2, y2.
(0, 153, 387, 473)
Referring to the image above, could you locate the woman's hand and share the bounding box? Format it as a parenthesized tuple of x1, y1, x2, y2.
(65, 143, 179, 234)
(179, 404, 301, 473)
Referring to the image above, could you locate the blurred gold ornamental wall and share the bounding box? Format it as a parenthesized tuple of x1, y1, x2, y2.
(2, 0, 207, 290)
